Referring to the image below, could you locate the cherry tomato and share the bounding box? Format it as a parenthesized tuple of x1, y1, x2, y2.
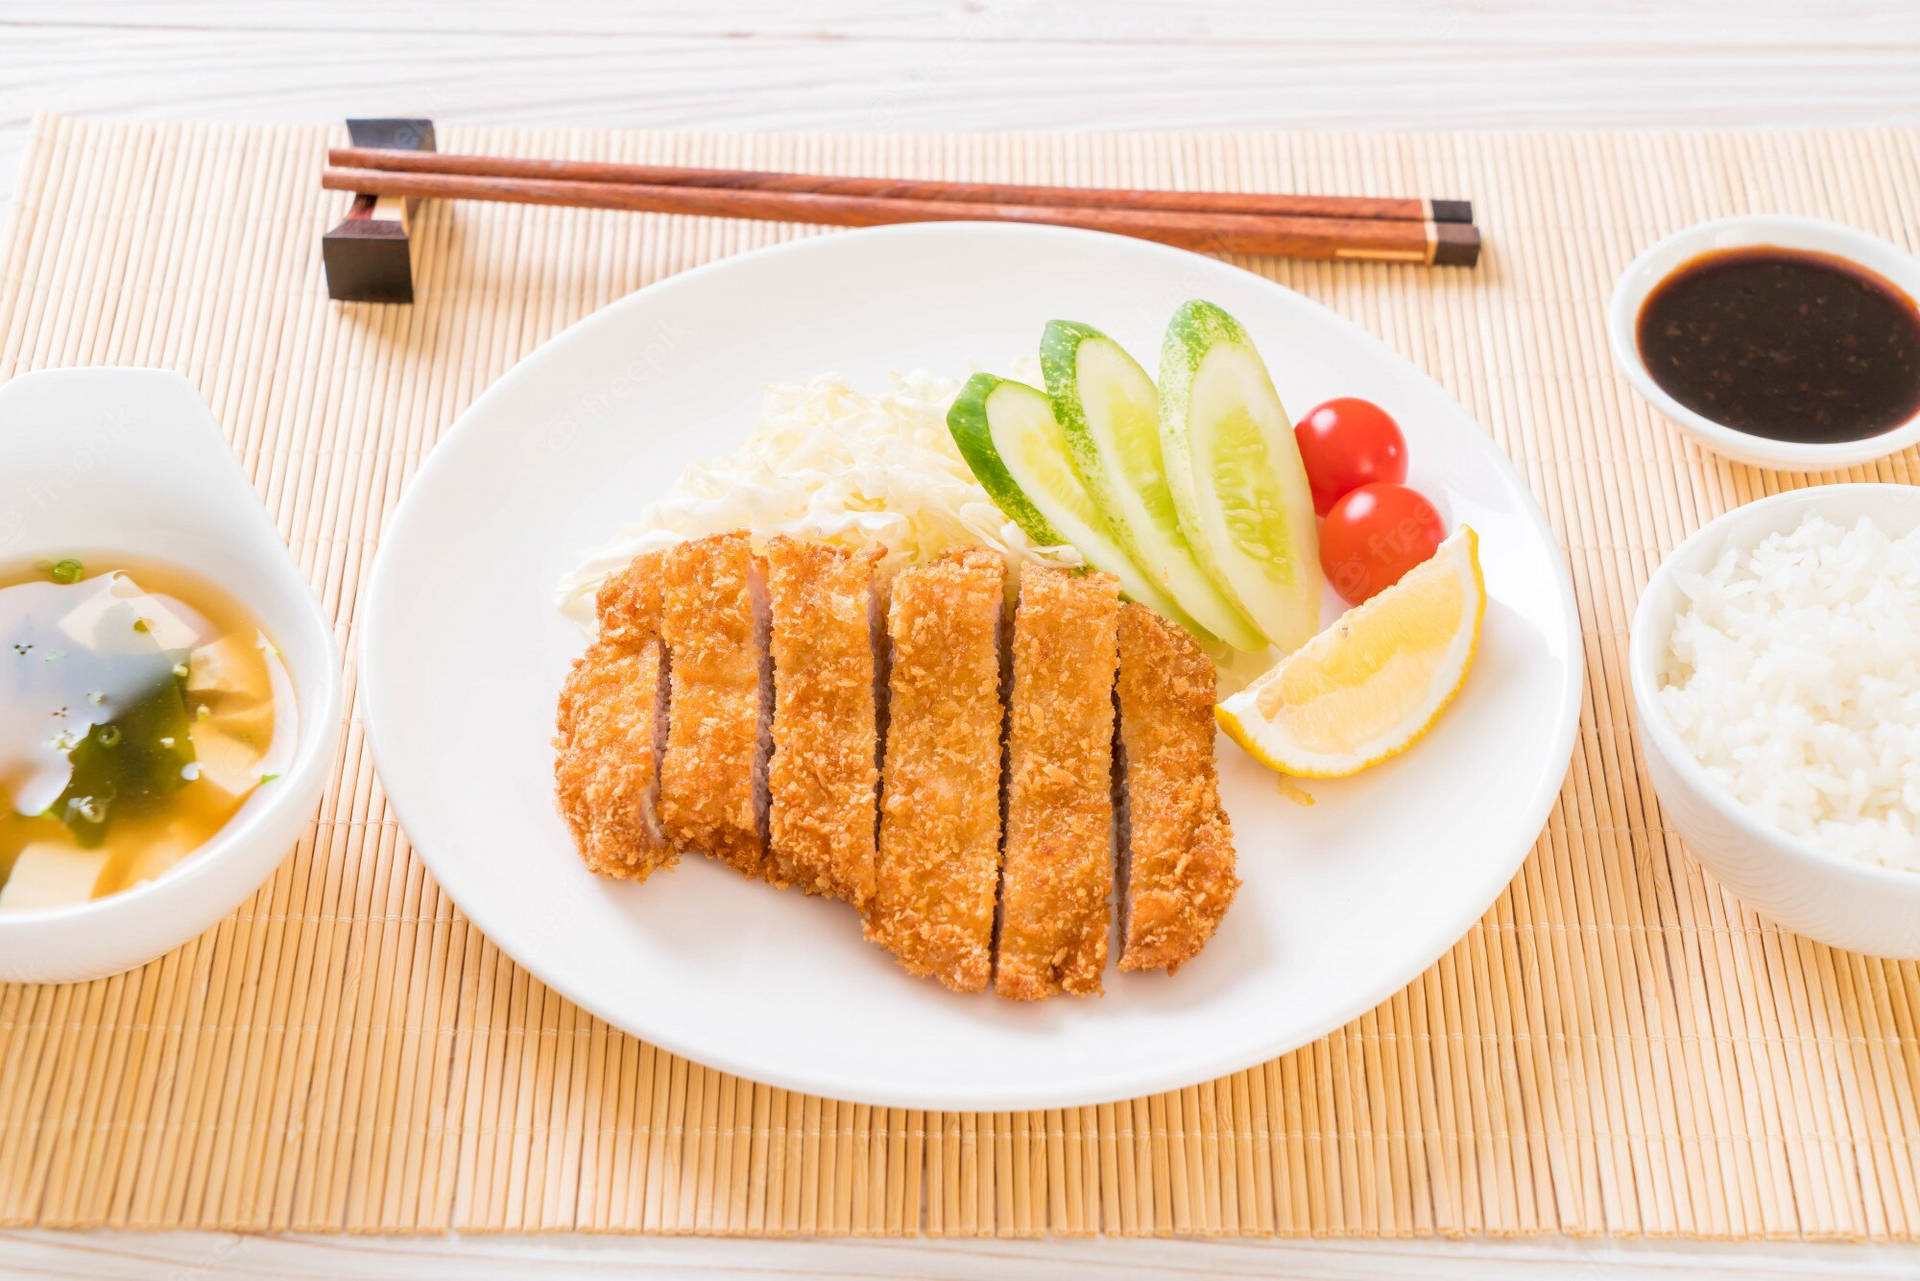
(1319, 482, 1445, 605)
(1293, 397, 1409, 516)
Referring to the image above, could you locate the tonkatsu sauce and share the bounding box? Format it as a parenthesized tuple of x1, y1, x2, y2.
(1635, 246, 1920, 444)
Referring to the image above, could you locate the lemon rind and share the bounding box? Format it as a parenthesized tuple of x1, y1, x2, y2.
(1215, 527, 1484, 779)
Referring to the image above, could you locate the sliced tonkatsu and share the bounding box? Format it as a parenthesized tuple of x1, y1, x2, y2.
(1114, 602, 1239, 973)
(867, 547, 1006, 993)
(553, 551, 675, 882)
(658, 532, 773, 880)
(765, 536, 884, 908)
(595, 553, 668, 650)
(552, 530, 1242, 997)
(995, 567, 1121, 1000)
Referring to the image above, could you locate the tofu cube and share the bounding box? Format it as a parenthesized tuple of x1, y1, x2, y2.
(188, 721, 264, 797)
(187, 635, 269, 702)
(0, 844, 108, 911)
(56, 580, 142, 651)
(204, 700, 275, 751)
(58, 575, 203, 653)
(117, 835, 198, 891)
(125, 592, 205, 653)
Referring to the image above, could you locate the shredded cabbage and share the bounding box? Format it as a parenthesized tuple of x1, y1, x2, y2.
(557, 372, 1080, 630)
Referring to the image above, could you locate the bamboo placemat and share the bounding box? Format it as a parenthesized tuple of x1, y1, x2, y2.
(2, 115, 1918, 1239)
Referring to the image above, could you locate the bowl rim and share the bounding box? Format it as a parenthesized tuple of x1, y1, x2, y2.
(1606, 214, 1920, 470)
(1628, 481, 1920, 895)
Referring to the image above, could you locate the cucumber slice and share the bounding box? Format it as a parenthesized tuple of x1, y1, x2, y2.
(1041, 321, 1267, 652)
(947, 373, 1208, 637)
(1158, 300, 1323, 653)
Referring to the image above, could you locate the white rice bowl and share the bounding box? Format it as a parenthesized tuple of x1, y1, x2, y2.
(1657, 513, 1920, 872)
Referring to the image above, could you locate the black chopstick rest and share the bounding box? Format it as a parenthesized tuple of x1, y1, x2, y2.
(323, 118, 436, 304)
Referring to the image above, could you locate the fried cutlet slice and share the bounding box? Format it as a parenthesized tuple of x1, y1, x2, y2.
(1114, 602, 1239, 973)
(553, 550, 675, 882)
(765, 536, 883, 908)
(658, 532, 772, 879)
(995, 567, 1121, 1000)
(594, 550, 668, 648)
(867, 547, 1006, 993)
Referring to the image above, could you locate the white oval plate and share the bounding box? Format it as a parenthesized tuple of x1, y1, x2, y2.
(361, 223, 1581, 1111)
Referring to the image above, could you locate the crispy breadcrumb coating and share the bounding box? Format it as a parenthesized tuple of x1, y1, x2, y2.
(553, 551, 675, 882)
(766, 536, 882, 908)
(1115, 603, 1238, 973)
(594, 553, 667, 649)
(658, 532, 771, 879)
(867, 547, 1005, 993)
(558, 533, 1236, 992)
(994, 567, 1121, 1000)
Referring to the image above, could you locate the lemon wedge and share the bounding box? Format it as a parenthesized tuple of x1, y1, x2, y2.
(1216, 526, 1484, 777)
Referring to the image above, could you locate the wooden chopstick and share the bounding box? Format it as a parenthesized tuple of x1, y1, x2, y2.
(328, 146, 1473, 226)
(321, 165, 1481, 267)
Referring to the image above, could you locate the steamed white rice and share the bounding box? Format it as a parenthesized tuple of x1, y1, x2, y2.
(1658, 513, 1920, 872)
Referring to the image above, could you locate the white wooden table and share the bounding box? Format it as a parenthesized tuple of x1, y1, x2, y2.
(4, 2, 1919, 1276)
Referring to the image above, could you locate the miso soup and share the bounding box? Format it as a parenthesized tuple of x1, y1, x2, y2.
(0, 556, 296, 910)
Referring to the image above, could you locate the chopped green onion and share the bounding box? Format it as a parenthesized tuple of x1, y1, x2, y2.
(259, 772, 281, 784)
(94, 724, 122, 747)
(48, 558, 84, 584)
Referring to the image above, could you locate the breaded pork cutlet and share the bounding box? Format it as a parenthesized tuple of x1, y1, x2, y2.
(765, 536, 884, 908)
(553, 551, 675, 882)
(1114, 602, 1238, 973)
(594, 553, 668, 649)
(867, 547, 1006, 992)
(658, 532, 773, 880)
(995, 567, 1121, 1000)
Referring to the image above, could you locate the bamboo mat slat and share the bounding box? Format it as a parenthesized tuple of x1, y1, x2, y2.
(1, 115, 1918, 1239)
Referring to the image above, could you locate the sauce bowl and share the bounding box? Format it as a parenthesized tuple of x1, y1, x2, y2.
(1629, 483, 1920, 958)
(1607, 216, 1920, 471)
(0, 368, 341, 982)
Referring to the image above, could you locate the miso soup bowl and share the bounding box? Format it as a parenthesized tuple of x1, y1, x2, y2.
(0, 368, 341, 983)
(1607, 215, 1920, 471)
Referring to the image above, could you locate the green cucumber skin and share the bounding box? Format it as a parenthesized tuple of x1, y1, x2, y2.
(947, 371, 1211, 639)
(946, 372, 1068, 549)
(1040, 320, 1266, 651)
(1038, 321, 1128, 539)
(1157, 301, 1249, 612)
(1039, 320, 1133, 521)
(1158, 299, 1321, 652)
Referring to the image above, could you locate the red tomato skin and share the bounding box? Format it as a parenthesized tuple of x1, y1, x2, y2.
(1319, 483, 1446, 605)
(1293, 397, 1409, 516)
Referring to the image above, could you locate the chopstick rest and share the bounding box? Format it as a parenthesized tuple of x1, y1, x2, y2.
(322, 118, 437, 304)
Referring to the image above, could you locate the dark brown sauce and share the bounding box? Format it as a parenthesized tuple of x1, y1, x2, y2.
(1635, 246, 1920, 444)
